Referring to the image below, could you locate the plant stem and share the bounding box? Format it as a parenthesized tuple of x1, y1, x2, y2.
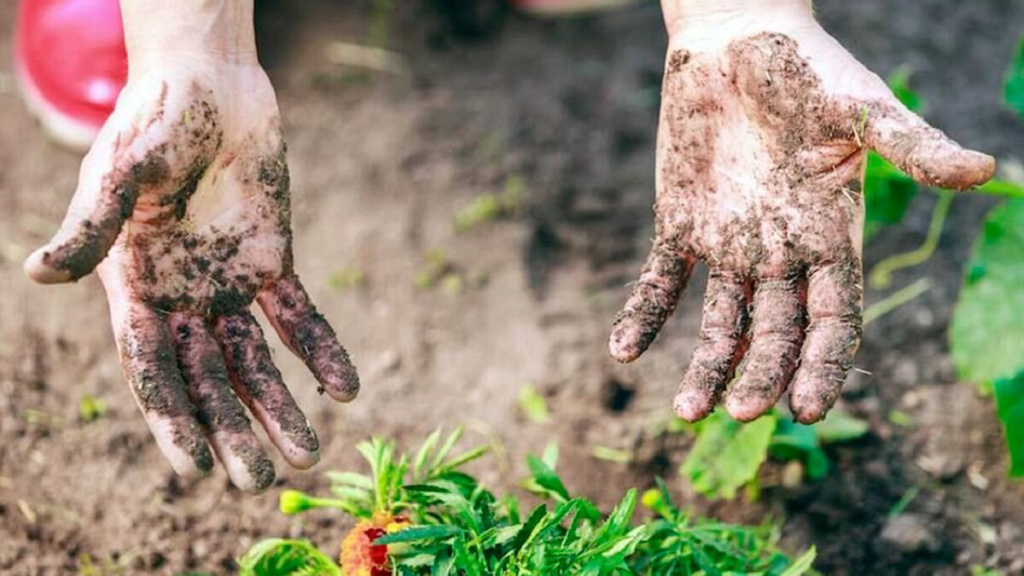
(868, 191, 952, 289)
(863, 278, 932, 325)
(973, 179, 1024, 199)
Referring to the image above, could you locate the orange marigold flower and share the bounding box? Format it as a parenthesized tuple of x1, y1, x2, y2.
(339, 514, 410, 576)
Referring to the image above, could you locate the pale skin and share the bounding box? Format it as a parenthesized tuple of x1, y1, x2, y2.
(25, 0, 994, 490)
(611, 0, 994, 423)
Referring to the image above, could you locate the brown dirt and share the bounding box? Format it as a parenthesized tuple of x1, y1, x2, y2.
(1, 0, 1023, 575)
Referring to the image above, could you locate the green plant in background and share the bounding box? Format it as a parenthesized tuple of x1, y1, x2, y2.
(78, 393, 106, 423)
(862, 67, 922, 244)
(853, 37, 1024, 478)
(238, 429, 816, 576)
(949, 34, 1024, 477)
(1004, 33, 1024, 116)
(681, 410, 869, 501)
(681, 411, 776, 501)
(454, 175, 526, 233)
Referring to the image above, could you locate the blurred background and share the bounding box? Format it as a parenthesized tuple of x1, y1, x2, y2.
(1, 0, 1023, 574)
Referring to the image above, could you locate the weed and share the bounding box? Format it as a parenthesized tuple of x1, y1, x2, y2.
(680, 410, 869, 500)
(239, 429, 817, 575)
(78, 394, 106, 423)
(860, 53, 1024, 477)
(329, 268, 367, 291)
(454, 175, 525, 233)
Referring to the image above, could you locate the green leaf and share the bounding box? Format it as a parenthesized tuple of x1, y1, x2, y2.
(864, 152, 918, 243)
(770, 420, 819, 460)
(779, 546, 816, 576)
(325, 471, 374, 490)
(951, 199, 1024, 387)
(682, 411, 777, 500)
(375, 525, 463, 545)
(806, 449, 830, 481)
(994, 372, 1024, 477)
(78, 394, 106, 422)
(814, 410, 870, 444)
(888, 65, 926, 113)
(526, 454, 570, 501)
(1005, 33, 1024, 117)
(518, 385, 550, 423)
(236, 539, 341, 576)
(862, 66, 928, 243)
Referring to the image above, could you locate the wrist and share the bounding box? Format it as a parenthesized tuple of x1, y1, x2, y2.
(661, 0, 815, 45)
(120, 0, 257, 71)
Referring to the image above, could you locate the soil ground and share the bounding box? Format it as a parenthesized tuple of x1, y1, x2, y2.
(1, 0, 1023, 574)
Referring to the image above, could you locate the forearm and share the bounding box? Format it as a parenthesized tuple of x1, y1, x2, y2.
(119, 0, 257, 70)
(660, 0, 814, 41)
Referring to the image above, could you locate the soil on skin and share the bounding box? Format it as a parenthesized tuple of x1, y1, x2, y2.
(1, 0, 1023, 574)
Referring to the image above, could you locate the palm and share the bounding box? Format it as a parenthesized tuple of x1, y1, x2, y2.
(101, 76, 291, 317)
(26, 63, 359, 491)
(611, 28, 994, 424)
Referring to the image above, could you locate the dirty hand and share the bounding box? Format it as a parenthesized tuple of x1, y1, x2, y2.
(610, 0, 994, 424)
(23, 1, 359, 492)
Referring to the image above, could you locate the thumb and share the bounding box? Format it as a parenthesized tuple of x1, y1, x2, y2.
(24, 108, 172, 284)
(863, 95, 995, 191)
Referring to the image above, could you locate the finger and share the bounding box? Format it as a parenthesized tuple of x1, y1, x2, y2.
(674, 271, 751, 422)
(214, 310, 321, 469)
(23, 130, 170, 283)
(169, 313, 275, 492)
(257, 274, 360, 402)
(790, 260, 863, 424)
(863, 98, 994, 190)
(725, 277, 806, 422)
(110, 299, 213, 478)
(609, 240, 696, 363)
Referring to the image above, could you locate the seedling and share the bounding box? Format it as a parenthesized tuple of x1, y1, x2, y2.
(238, 429, 817, 575)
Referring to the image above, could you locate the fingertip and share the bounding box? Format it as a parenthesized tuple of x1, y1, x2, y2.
(608, 321, 645, 363)
(237, 456, 277, 494)
(23, 248, 73, 284)
(953, 150, 996, 190)
(320, 367, 360, 403)
(210, 434, 277, 493)
(789, 390, 829, 424)
(286, 448, 320, 471)
(673, 390, 713, 422)
(724, 394, 771, 423)
(152, 421, 215, 480)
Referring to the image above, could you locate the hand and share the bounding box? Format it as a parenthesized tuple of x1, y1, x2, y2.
(24, 4, 359, 492)
(609, 0, 994, 424)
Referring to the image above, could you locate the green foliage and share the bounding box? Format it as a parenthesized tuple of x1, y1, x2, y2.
(237, 539, 341, 576)
(413, 250, 486, 294)
(971, 565, 1006, 576)
(77, 554, 126, 576)
(951, 199, 1024, 388)
(994, 372, 1024, 477)
(636, 481, 816, 576)
(770, 420, 830, 481)
(517, 385, 550, 423)
(867, 45, 1024, 479)
(78, 394, 106, 423)
(862, 68, 924, 243)
(887, 65, 927, 114)
(328, 268, 367, 291)
(813, 410, 871, 444)
(454, 175, 526, 233)
(864, 153, 918, 243)
(683, 410, 870, 497)
(243, 429, 816, 576)
(947, 34, 1024, 479)
(863, 67, 1024, 243)
(1005, 33, 1024, 117)
(682, 411, 777, 500)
